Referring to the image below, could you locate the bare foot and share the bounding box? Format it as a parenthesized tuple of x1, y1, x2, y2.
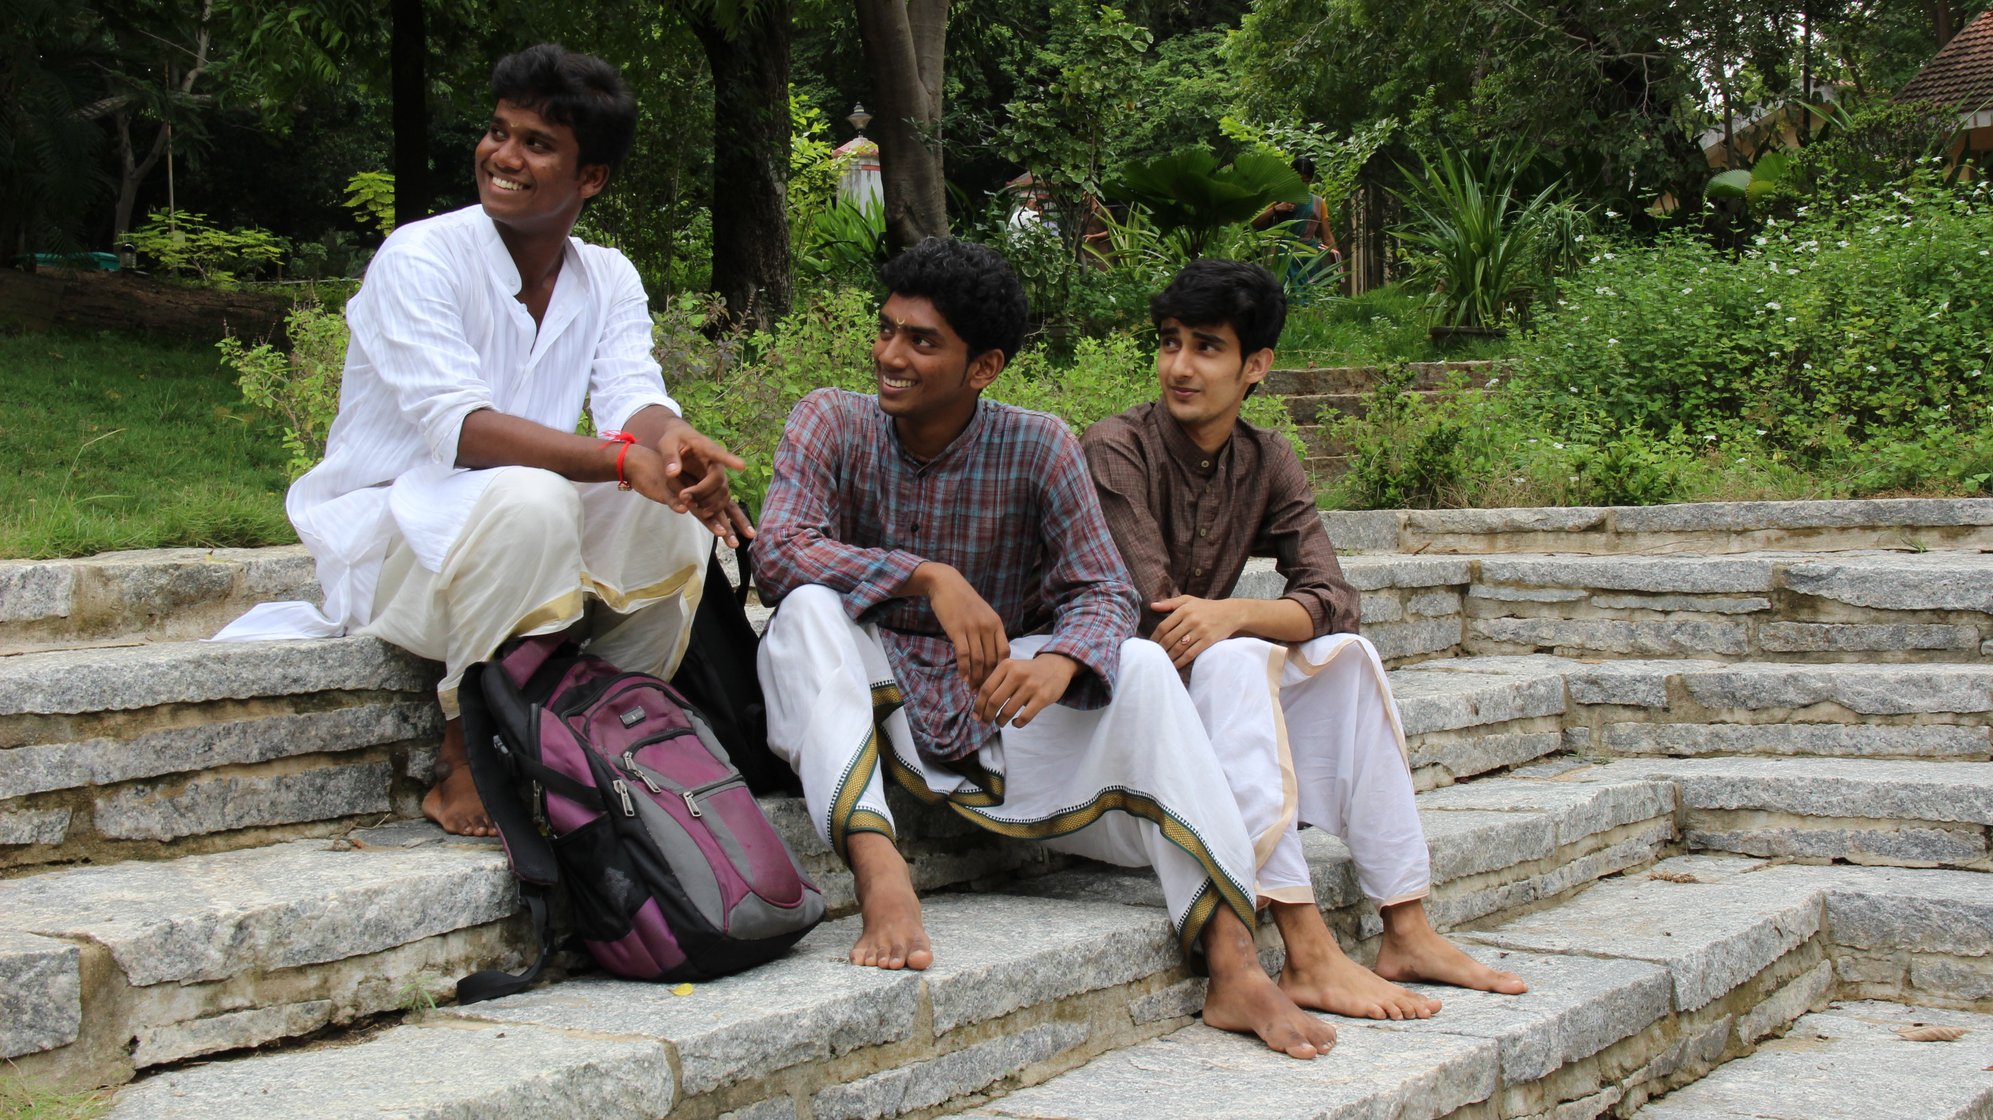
(846, 832, 933, 970)
(421, 718, 497, 837)
(1199, 905, 1337, 1060)
(1268, 902, 1440, 1020)
(1374, 900, 1527, 995)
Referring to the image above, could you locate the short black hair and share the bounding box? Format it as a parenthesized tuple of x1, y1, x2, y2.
(1150, 258, 1287, 356)
(490, 44, 637, 180)
(879, 238, 1029, 364)
(1292, 156, 1316, 180)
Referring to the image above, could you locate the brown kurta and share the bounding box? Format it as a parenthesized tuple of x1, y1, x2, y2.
(1082, 400, 1360, 639)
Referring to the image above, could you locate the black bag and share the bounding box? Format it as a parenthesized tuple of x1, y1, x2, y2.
(670, 542, 796, 796)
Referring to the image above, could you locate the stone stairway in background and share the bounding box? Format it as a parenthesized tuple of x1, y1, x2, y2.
(1262, 360, 1499, 481)
(1, 497, 1988, 1118)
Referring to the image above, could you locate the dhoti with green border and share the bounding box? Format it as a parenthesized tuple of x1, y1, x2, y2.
(758, 583, 1258, 955)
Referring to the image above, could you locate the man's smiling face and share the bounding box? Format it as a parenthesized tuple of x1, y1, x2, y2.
(872, 293, 984, 424)
(474, 99, 605, 237)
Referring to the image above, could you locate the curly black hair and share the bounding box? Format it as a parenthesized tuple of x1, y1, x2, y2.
(490, 44, 637, 182)
(1149, 258, 1287, 356)
(879, 238, 1029, 364)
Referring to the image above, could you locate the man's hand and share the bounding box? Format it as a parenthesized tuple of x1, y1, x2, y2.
(975, 653, 1080, 729)
(626, 416, 754, 546)
(1150, 595, 1247, 669)
(908, 563, 1009, 689)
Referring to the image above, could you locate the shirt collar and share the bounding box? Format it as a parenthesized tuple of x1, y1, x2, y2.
(1151, 400, 1229, 477)
(885, 397, 990, 472)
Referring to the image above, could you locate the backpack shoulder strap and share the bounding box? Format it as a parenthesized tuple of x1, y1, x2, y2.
(459, 661, 560, 887)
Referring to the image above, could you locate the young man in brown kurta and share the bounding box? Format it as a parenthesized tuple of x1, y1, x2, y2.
(1083, 259, 1526, 1020)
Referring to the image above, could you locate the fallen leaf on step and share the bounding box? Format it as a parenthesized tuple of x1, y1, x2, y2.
(671, 983, 694, 996)
(1648, 870, 1701, 883)
(1895, 1025, 1967, 1042)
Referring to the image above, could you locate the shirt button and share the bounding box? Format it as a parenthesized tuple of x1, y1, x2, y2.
(1200, 460, 1211, 469)
(1193, 567, 1204, 577)
(1198, 527, 1209, 538)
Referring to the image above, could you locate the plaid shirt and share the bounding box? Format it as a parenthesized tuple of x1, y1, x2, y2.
(755, 388, 1139, 762)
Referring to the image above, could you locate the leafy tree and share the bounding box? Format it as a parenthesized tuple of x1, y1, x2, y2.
(1, 0, 114, 260)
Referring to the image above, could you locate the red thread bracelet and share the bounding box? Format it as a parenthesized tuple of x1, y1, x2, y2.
(601, 430, 637, 490)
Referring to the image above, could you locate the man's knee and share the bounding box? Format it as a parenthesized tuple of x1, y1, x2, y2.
(478, 467, 584, 542)
(1194, 636, 1277, 679)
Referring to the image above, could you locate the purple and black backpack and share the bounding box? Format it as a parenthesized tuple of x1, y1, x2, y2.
(455, 634, 824, 1004)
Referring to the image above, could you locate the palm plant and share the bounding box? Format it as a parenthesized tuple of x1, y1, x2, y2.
(1104, 149, 1307, 258)
(1392, 146, 1562, 330)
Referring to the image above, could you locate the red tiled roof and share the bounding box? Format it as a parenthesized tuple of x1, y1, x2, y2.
(1900, 9, 1993, 110)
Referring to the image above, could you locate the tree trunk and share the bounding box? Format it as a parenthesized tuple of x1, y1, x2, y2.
(391, 0, 429, 228)
(689, 0, 794, 330)
(112, 112, 169, 237)
(110, 0, 212, 239)
(854, 0, 949, 253)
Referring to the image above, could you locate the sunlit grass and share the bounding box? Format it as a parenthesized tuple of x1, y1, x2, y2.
(0, 331, 295, 559)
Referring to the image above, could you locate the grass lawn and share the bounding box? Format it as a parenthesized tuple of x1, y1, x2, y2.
(0, 330, 296, 559)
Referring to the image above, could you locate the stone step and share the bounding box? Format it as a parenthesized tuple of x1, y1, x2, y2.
(0, 546, 319, 656)
(0, 637, 441, 870)
(0, 760, 1674, 1093)
(0, 627, 1569, 870)
(1628, 1001, 1993, 1119)
(0, 789, 1054, 1090)
(1320, 498, 1993, 556)
(966, 856, 1993, 1120)
(1236, 548, 1993, 667)
(1565, 756, 1993, 869)
(1263, 360, 1498, 398)
(7, 633, 1981, 874)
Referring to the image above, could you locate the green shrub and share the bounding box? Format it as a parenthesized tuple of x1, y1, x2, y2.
(126, 209, 289, 285)
(220, 304, 349, 480)
(1509, 178, 1993, 456)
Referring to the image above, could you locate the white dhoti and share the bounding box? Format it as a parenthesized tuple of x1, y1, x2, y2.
(1187, 633, 1430, 909)
(361, 466, 711, 717)
(758, 584, 1259, 954)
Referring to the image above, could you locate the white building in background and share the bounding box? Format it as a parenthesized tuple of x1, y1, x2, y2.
(833, 104, 882, 210)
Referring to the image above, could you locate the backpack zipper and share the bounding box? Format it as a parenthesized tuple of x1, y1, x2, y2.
(681, 774, 745, 818)
(612, 778, 636, 817)
(621, 750, 664, 795)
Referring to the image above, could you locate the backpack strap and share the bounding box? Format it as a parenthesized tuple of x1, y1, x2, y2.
(454, 887, 553, 1005)
(459, 660, 559, 887)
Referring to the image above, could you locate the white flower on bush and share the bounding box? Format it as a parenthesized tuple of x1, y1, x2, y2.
(1766, 301, 1781, 310)
(1606, 338, 1618, 346)
(1755, 428, 1767, 436)
(1485, 378, 1500, 388)
(1703, 433, 1717, 442)
(1682, 287, 1694, 295)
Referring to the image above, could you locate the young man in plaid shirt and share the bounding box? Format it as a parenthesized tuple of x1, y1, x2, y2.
(754, 238, 1338, 1060)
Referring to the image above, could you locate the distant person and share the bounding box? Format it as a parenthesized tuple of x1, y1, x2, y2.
(753, 237, 1338, 1061)
(216, 44, 751, 837)
(1252, 156, 1339, 289)
(1083, 259, 1528, 1019)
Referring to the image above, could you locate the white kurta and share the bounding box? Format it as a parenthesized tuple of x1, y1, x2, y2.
(232, 204, 680, 638)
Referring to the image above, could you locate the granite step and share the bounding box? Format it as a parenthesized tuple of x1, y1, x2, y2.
(1565, 755, 1993, 869)
(0, 764, 1677, 1095)
(1407, 655, 1993, 763)
(0, 631, 1584, 870)
(1629, 1001, 1993, 1119)
(968, 856, 1993, 1120)
(0, 546, 319, 656)
(1321, 497, 1993, 557)
(0, 636, 442, 870)
(76, 777, 1676, 1119)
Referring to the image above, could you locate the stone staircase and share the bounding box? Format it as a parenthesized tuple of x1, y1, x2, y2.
(1263, 361, 1498, 482)
(1, 497, 1988, 1118)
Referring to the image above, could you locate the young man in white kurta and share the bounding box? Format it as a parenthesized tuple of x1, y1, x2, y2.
(1084, 259, 1527, 1020)
(222, 46, 749, 837)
